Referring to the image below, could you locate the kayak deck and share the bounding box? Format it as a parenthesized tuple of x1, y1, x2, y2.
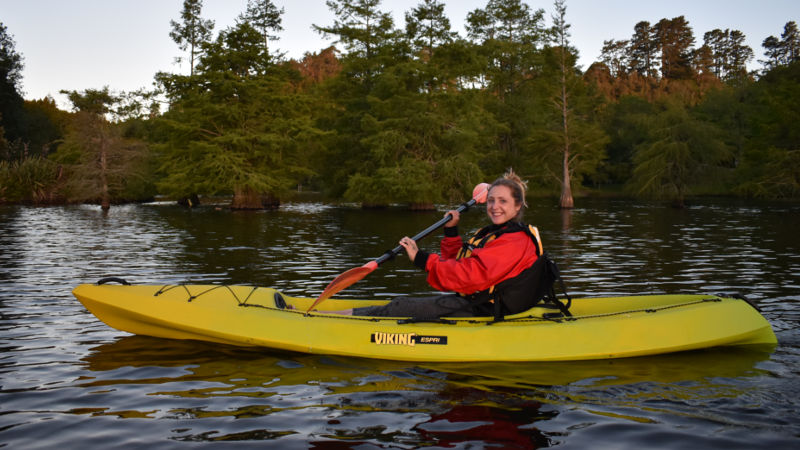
(72, 283, 777, 362)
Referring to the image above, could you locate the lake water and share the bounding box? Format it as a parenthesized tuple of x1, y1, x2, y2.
(1, 198, 798, 448)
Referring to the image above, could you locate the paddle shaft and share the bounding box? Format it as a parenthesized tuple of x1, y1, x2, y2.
(374, 198, 479, 266)
(308, 182, 490, 310)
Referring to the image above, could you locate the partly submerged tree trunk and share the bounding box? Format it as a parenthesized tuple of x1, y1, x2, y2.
(232, 186, 261, 209)
(178, 194, 200, 207)
(560, 146, 574, 209)
(98, 124, 111, 211)
(231, 186, 279, 210)
(409, 202, 435, 211)
(559, 75, 574, 209)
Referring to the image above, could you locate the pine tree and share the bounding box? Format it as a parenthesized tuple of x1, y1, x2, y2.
(724, 30, 753, 82)
(238, 0, 284, 58)
(313, 0, 398, 84)
(761, 35, 783, 70)
(405, 0, 456, 54)
(762, 21, 800, 70)
(782, 21, 800, 63)
(169, 0, 215, 76)
(600, 39, 629, 77)
(703, 29, 752, 82)
(654, 16, 695, 80)
(466, 0, 546, 99)
(628, 21, 656, 77)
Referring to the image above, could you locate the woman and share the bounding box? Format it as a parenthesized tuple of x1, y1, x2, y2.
(339, 170, 543, 319)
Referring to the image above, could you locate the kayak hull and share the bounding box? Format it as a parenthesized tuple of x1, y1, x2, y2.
(72, 283, 777, 362)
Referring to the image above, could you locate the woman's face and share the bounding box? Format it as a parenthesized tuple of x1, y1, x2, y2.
(486, 184, 521, 225)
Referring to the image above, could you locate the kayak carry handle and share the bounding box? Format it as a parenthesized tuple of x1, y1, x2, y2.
(97, 277, 131, 285)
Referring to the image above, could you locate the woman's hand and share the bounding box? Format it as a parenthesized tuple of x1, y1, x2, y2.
(399, 236, 418, 261)
(445, 210, 460, 228)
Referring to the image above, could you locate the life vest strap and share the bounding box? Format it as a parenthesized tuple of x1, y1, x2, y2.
(454, 222, 570, 322)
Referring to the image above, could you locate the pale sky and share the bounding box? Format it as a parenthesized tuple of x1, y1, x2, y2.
(2, 0, 798, 108)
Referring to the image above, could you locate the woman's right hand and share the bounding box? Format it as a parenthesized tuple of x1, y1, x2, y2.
(399, 236, 418, 261)
(445, 210, 460, 227)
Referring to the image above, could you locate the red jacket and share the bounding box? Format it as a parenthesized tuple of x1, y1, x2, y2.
(421, 227, 539, 295)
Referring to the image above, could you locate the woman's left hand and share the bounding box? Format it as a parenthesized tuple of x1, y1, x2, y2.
(399, 236, 418, 261)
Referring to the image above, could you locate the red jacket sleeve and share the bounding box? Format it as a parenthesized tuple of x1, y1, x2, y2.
(439, 235, 463, 259)
(423, 231, 539, 295)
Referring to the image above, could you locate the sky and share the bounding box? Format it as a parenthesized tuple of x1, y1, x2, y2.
(2, 0, 798, 109)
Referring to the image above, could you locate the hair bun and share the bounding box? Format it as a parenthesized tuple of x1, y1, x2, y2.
(503, 168, 528, 207)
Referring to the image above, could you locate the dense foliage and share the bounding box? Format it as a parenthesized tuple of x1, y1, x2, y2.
(1, 1, 798, 208)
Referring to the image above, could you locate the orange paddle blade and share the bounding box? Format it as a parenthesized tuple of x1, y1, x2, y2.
(307, 261, 378, 312)
(473, 182, 490, 204)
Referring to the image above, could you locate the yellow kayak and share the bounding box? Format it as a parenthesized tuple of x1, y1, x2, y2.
(72, 282, 777, 362)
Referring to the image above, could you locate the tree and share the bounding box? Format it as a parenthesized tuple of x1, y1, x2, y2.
(703, 29, 728, 78)
(761, 21, 800, 70)
(703, 29, 753, 82)
(200, 22, 270, 77)
(628, 21, 656, 77)
(600, 39, 629, 78)
(0, 22, 25, 153)
(343, 61, 491, 207)
(403, 2, 485, 96)
(156, 22, 320, 209)
(600, 39, 630, 77)
(466, 0, 546, 98)
(761, 35, 783, 70)
(628, 100, 732, 207)
(0, 22, 23, 93)
(21, 97, 66, 158)
(311, 0, 402, 198)
(724, 30, 753, 82)
(551, 0, 574, 208)
(654, 16, 695, 80)
(405, 0, 456, 55)
(238, 0, 284, 58)
(291, 46, 342, 88)
(170, 0, 215, 76)
(597, 96, 656, 184)
(313, 0, 399, 84)
(521, 1, 607, 204)
(524, 1, 607, 206)
(781, 21, 800, 63)
(735, 61, 800, 198)
(693, 44, 715, 80)
(56, 88, 152, 209)
(465, 0, 546, 167)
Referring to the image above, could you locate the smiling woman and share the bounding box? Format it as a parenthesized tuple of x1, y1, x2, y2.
(338, 169, 547, 320)
(486, 177, 526, 224)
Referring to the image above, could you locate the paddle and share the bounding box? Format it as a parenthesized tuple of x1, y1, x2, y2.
(307, 182, 491, 312)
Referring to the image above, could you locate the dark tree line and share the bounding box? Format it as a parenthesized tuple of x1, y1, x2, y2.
(1, 1, 798, 209)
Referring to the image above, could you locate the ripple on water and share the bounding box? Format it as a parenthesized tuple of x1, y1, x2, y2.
(0, 201, 798, 448)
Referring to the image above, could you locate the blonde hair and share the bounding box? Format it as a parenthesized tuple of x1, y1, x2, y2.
(489, 169, 528, 221)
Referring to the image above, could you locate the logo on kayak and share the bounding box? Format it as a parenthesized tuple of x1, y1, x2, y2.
(371, 332, 448, 346)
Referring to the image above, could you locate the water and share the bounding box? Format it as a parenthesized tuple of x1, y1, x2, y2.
(1, 198, 798, 448)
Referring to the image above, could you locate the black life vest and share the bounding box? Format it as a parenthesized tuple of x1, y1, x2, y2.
(459, 222, 570, 320)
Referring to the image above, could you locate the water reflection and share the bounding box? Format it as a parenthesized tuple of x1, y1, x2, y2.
(71, 336, 778, 446)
